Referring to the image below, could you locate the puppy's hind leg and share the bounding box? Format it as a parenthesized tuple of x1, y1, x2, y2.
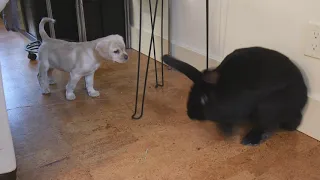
(37, 61, 51, 94)
(85, 72, 100, 97)
(48, 68, 56, 85)
(65, 73, 82, 101)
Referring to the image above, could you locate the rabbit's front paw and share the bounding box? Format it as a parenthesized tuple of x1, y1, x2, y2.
(241, 129, 272, 146)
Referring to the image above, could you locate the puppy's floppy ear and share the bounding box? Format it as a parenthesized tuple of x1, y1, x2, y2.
(95, 39, 111, 58)
(203, 70, 220, 84)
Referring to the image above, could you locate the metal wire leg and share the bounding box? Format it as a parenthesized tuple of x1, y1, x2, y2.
(158, 0, 164, 87)
(206, 0, 209, 69)
(148, 0, 159, 88)
(131, 0, 143, 119)
(25, 40, 41, 60)
(132, 0, 160, 120)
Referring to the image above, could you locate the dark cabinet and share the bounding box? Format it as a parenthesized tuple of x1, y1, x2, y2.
(20, 0, 47, 39)
(83, 0, 126, 42)
(50, 0, 80, 41)
(20, 0, 79, 41)
(20, 0, 127, 43)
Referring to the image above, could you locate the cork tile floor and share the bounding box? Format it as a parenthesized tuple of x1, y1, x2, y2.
(1, 23, 320, 180)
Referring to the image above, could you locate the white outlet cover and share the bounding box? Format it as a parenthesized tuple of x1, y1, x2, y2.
(304, 21, 320, 59)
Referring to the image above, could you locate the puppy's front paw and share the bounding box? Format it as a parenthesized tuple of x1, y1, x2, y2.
(41, 88, 51, 95)
(66, 92, 76, 101)
(88, 90, 100, 97)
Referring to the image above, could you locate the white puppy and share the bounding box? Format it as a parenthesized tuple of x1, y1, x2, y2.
(37, 17, 128, 100)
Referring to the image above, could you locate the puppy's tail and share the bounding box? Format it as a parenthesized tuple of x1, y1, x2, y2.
(39, 17, 55, 41)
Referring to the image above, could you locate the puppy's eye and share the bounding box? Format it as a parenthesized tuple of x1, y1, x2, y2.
(114, 50, 120, 54)
(200, 94, 208, 105)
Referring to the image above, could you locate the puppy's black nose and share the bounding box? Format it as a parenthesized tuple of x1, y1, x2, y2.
(124, 55, 128, 60)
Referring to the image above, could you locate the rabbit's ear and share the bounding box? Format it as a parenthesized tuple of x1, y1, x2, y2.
(162, 55, 202, 83)
(203, 70, 220, 84)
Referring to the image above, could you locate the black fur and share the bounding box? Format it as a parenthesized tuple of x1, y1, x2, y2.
(163, 47, 308, 146)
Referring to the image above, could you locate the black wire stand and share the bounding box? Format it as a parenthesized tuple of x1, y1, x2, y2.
(25, 40, 41, 60)
(131, 0, 210, 120)
(25, 0, 56, 60)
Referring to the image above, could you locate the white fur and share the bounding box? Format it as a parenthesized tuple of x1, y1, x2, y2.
(37, 17, 128, 100)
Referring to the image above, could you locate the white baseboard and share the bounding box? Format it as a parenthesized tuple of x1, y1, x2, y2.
(130, 26, 169, 62)
(0, 63, 16, 173)
(298, 97, 320, 141)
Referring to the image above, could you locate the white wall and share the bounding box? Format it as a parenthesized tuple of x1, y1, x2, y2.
(130, 0, 224, 70)
(170, 0, 221, 60)
(130, 0, 169, 61)
(131, 0, 320, 96)
(224, 0, 320, 98)
(131, 0, 169, 39)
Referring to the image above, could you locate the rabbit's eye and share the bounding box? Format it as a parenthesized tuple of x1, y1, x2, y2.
(200, 94, 208, 105)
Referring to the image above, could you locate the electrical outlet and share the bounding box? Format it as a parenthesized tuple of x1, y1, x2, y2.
(304, 22, 320, 59)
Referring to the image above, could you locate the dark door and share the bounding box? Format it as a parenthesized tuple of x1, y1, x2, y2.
(20, 0, 47, 38)
(83, 0, 126, 42)
(50, 0, 80, 41)
(19, 0, 80, 41)
(18, 0, 126, 42)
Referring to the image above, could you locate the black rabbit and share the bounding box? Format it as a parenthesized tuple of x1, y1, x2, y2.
(163, 47, 308, 146)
